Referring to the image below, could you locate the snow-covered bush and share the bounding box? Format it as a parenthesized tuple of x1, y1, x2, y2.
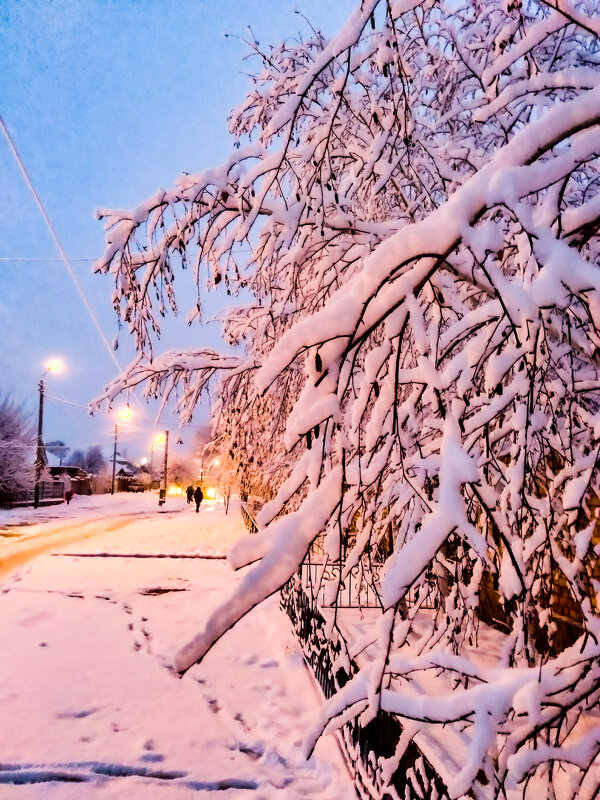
(95, 1, 600, 795)
(0, 393, 34, 504)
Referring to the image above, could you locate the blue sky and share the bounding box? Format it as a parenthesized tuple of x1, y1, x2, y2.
(0, 0, 353, 462)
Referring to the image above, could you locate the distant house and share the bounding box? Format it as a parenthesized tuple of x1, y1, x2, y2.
(43, 450, 91, 495)
(113, 456, 144, 492)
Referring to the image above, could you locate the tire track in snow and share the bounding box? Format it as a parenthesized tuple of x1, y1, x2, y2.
(0, 515, 143, 582)
(0, 760, 259, 791)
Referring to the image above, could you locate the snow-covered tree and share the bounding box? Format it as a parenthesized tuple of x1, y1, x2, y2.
(95, 1, 600, 796)
(0, 394, 34, 504)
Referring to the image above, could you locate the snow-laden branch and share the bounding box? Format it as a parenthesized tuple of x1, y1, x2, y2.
(173, 466, 341, 673)
(95, 1, 600, 794)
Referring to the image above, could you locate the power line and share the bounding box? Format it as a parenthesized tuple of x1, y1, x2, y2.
(44, 392, 212, 430)
(0, 114, 122, 374)
(0, 257, 96, 262)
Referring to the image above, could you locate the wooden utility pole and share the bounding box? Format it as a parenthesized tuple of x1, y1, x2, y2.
(33, 379, 44, 509)
(111, 424, 117, 495)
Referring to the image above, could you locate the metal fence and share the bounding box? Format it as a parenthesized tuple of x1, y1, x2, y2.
(280, 574, 451, 800)
(240, 501, 450, 798)
(300, 558, 384, 609)
(241, 502, 259, 534)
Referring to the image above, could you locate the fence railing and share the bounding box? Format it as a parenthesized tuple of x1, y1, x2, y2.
(240, 502, 259, 534)
(300, 559, 384, 609)
(239, 501, 451, 798)
(280, 573, 451, 800)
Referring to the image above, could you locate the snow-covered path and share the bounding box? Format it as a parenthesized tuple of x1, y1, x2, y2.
(0, 496, 354, 799)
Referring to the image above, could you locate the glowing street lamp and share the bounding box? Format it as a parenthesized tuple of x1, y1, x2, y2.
(34, 359, 61, 508)
(111, 407, 132, 495)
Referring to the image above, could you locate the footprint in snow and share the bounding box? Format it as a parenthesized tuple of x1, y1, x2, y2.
(205, 696, 220, 714)
(230, 741, 264, 761)
(56, 708, 100, 720)
(233, 712, 249, 730)
(139, 752, 165, 763)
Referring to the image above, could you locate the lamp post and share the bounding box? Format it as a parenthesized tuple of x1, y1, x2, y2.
(111, 407, 131, 495)
(34, 359, 60, 509)
(158, 431, 169, 506)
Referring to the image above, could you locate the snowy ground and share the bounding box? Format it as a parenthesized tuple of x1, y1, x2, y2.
(0, 494, 355, 799)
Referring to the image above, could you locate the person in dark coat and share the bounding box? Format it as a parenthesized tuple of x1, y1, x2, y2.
(186, 485, 194, 504)
(193, 486, 203, 513)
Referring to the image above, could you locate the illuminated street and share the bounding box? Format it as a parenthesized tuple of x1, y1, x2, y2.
(0, 495, 353, 798)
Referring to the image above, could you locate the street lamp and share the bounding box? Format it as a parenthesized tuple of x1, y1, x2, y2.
(111, 407, 132, 495)
(34, 359, 61, 509)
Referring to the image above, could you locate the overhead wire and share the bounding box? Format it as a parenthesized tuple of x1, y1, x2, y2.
(0, 115, 215, 438)
(44, 392, 212, 432)
(0, 114, 122, 374)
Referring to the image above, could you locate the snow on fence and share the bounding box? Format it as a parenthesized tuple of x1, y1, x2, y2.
(300, 559, 383, 609)
(240, 500, 454, 797)
(280, 574, 451, 800)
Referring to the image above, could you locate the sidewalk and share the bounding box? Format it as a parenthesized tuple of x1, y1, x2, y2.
(0, 498, 355, 798)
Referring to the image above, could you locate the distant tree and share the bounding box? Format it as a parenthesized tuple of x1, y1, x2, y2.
(67, 446, 106, 474)
(96, 1, 600, 796)
(45, 440, 70, 462)
(0, 394, 34, 503)
(85, 445, 106, 475)
(67, 449, 86, 470)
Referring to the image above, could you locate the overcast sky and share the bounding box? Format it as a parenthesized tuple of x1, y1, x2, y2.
(0, 0, 353, 462)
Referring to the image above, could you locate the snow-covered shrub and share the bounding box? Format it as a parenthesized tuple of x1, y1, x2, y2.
(95, 1, 600, 796)
(0, 393, 34, 504)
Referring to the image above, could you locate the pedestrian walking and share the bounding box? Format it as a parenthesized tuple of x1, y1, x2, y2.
(193, 486, 203, 513)
(186, 485, 194, 504)
(63, 471, 74, 505)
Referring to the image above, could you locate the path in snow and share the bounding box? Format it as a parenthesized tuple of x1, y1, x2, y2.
(0, 496, 355, 799)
